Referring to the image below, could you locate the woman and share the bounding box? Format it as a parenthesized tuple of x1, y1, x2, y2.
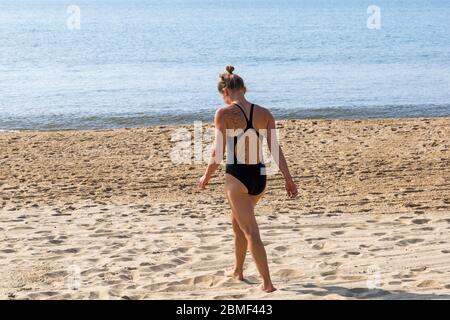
(198, 66, 298, 293)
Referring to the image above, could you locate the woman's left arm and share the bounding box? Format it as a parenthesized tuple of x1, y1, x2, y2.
(198, 108, 226, 189)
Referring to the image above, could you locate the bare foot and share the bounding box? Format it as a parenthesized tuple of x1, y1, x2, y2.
(225, 269, 244, 281)
(260, 283, 277, 293)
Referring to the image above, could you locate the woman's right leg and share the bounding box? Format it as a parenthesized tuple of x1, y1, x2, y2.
(225, 174, 275, 292)
(226, 214, 247, 280)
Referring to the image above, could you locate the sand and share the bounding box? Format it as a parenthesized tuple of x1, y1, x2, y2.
(0, 117, 449, 299)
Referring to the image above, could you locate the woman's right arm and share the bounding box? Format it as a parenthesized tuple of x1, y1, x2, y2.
(266, 112, 298, 198)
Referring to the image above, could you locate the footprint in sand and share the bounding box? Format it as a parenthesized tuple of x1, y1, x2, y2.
(179, 275, 227, 288)
(396, 238, 424, 247)
(379, 235, 404, 241)
(319, 251, 334, 256)
(320, 260, 342, 268)
(171, 247, 190, 254)
(418, 227, 434, 231)
(411, 266, 427, 272)
(312, 243, 325, 250)
(305, 237, 327, 242)
(1, 249, 16, 253)
(170, 256, 192, 265)
(274, 245, 289, 252)
(411, 219, 430, 225)
(393, 271, 415, 279)
(416, 280, 437, 288)
(320, 269, 338, 277)
(148, 263, 176, 272)
(274, 269, 304, 278)
(198, 245, 220, 251)
(213, 294, 246, 299)
(48, 239, 64, 245)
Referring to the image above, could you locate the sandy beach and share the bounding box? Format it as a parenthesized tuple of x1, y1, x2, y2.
(0, 117, 449, 299)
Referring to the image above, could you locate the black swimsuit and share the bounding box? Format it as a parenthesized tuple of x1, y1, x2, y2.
(225, 104, 266, 196)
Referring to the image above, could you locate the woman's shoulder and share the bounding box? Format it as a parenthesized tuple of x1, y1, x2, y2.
(215, 103, 273, 120)
(213, 105, 235, 125)
(214, 104, 233, 117)
(253, 104, 273, 119)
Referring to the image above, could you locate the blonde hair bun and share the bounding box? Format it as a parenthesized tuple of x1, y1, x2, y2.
(225, 65, 235, 74)
(217, 66, 245, 92)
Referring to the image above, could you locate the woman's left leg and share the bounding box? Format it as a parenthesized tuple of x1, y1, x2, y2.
(226, 190, 265, 280)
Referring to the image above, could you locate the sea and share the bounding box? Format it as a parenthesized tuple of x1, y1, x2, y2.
(1, 0, 449, 130)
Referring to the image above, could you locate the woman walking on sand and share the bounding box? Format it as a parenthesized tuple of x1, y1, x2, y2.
(198, 66, 298, 292)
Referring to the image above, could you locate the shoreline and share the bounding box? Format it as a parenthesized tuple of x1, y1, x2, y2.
(1, 115, 449, 133)
(1, 103, 450, 132)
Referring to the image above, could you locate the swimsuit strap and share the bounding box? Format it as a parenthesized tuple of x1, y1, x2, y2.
(234, 103, 250, 127)
(249, 104, 255, 128)
(249, 104, 261, 138)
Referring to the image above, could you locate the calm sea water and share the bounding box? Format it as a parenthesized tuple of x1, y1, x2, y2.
(1, 0, 450, 130)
